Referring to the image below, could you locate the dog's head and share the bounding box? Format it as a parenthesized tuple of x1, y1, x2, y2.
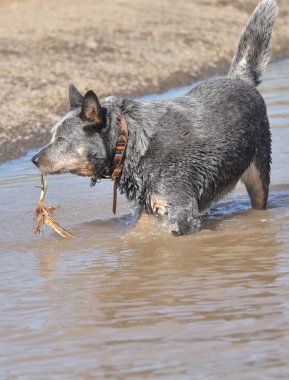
(32, 85, 116, 178)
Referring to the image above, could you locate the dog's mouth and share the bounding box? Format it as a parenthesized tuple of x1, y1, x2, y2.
(36, 156, 94, 176)
(34, 154, 111, 181)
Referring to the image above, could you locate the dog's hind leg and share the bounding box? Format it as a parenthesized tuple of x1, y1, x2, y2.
(242, 159, 270, 210)
(242, 118, 271, 210)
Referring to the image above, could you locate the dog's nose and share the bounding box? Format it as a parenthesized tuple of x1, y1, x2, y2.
(31, 154, 39, 167)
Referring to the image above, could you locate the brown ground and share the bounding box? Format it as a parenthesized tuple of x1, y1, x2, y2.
(0, 0, 288, 163)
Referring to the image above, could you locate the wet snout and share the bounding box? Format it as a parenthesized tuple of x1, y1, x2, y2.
(31, 146, 61, 174)
(31, 147, 55, 173)
(31, 153, 40, 167)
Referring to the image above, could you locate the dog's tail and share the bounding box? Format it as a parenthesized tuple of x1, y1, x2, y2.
(228, 0, 277, 87)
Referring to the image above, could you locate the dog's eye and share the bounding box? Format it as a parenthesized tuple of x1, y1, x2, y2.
(56, 136, 65, 142)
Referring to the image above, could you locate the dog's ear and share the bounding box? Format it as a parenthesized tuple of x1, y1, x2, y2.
(80, 90, 104, 125)
(69, 84, 83, 108)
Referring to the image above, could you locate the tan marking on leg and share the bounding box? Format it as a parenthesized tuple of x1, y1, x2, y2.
(150, 195, 167, 216)
(242, 163, 266, 209)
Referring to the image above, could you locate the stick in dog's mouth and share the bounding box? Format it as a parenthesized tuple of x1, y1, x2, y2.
(34, 173, 74, 238)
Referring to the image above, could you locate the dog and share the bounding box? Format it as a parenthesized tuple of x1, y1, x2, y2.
(32, 0, 277, 236)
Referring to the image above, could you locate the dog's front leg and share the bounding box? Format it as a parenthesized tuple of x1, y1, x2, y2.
(168, 199, 202, 236)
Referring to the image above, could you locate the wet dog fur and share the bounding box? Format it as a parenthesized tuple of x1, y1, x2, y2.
(32, 0, 277, 236)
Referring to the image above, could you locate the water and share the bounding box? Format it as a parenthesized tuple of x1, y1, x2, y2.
(1, 60, 289, 379)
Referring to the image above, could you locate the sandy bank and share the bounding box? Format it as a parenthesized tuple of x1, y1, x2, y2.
(0, 0, 288, 163)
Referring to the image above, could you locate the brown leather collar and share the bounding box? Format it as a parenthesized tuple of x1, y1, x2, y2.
(111, 116, 129, 214)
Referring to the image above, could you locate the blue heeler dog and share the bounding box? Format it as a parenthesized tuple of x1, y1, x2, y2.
(32, 0, 277, 236)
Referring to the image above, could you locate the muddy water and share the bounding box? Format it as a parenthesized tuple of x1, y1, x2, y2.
(1, 60, 289, 379)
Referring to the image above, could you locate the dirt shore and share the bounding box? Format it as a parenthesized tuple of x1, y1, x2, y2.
(0, 0, 288, 163)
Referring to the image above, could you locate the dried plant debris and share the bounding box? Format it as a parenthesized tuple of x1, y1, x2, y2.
(34, 173, 74, 238)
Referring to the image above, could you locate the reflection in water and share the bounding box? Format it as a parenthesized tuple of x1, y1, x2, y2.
(0, 60, 289, 379)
